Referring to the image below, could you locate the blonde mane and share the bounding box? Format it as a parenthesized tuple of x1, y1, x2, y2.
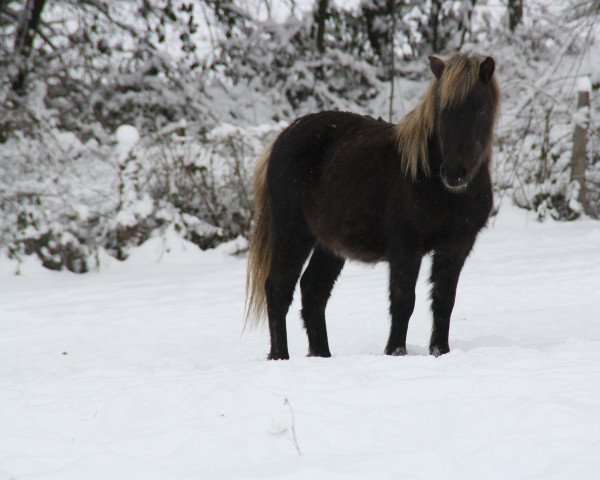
(394, 53, 498, 179)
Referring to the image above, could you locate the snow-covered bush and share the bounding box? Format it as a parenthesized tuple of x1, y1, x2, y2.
(126, 122, 282, 251)
(467, 1, 600, 220)
(211, 13, 381, 118)
(0, 106, 281, 270)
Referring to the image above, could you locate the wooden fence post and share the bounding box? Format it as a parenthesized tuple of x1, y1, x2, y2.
(570, 76, 591, 210)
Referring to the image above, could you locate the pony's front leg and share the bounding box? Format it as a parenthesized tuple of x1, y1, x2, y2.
(429, 241, 475, 356)
(385, 251, 422, 356)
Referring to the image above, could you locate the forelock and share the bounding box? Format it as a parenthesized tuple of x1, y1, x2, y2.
(437, 54, 484, 109)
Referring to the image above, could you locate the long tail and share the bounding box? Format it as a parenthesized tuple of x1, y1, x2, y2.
(245, 141, 274, 328)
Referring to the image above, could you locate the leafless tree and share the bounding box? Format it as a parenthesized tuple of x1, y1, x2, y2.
(508, 0, 523, 32)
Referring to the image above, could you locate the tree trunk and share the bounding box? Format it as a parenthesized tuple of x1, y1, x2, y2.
(363, 0, 388, 60)
(458, 0, 477, 48)
(430, 0, 441, 53)
(11, 0, 46, 94)
(315, 0, 328, 54)
(508, 0, 523, 32)
(388, 0, 396, 122)
(570, 77, 590, 210)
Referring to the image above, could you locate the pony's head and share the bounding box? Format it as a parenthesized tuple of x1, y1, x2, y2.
(394, 53, 500, 191)
(430, 54, 499, 191)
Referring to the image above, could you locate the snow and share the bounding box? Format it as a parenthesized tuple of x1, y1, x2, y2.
(576, 76, 592, 93)
(115, 125, 140, 160)
(115, 195, 154, 228)
(573, 106, 590, 129)
(2, 207, 600, 479)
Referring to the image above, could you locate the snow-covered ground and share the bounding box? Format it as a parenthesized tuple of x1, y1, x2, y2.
(2, 206, 600, 480)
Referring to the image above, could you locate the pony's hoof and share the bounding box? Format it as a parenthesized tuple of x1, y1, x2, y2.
(430, 345, 450, 357)
(386, 346, 407, 356)
(267, 351, 290, 360)
(307, 349, 331, 358)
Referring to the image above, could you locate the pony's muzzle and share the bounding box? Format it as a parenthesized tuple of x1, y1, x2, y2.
(440, 165, 468, 190)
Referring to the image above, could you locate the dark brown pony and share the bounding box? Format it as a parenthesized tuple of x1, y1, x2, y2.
(246, 53, 500, 360)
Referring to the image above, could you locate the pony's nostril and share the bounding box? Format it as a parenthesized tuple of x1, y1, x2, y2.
(440, 164, 469, 189)
(441, 165, 467, 184)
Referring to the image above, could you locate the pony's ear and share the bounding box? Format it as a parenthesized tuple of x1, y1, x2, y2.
(479, 57, 495, 83)
(428, 56, 445, 79)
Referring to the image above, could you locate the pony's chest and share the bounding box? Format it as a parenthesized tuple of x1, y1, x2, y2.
(411, 188, 491, 247)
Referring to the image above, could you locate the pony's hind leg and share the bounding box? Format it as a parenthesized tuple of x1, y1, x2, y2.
(265, 233, 313, 360)
(300, 246, 345, 357)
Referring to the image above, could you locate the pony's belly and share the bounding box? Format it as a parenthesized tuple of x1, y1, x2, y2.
(326, 239, 385, 263)
(305, 215, 386, 263)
